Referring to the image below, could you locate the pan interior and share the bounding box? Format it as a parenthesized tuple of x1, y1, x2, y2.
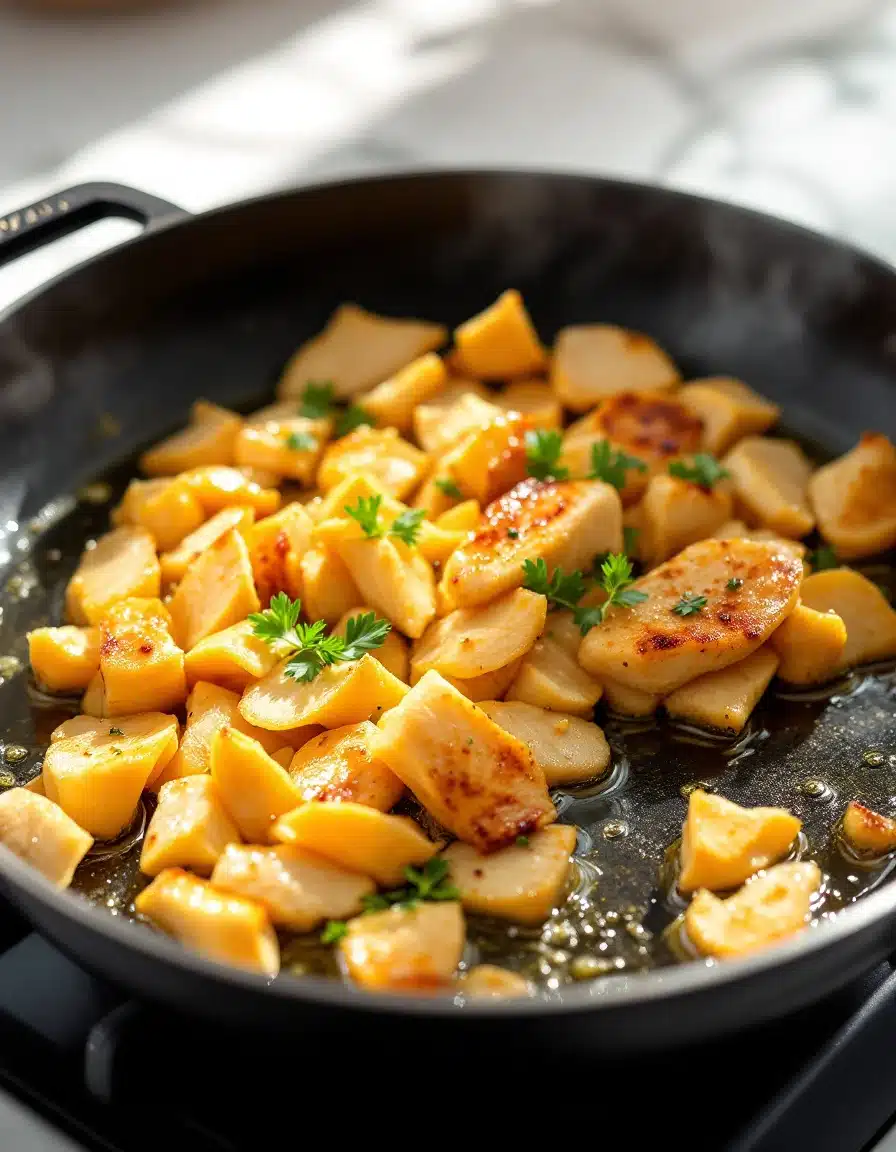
(0, 173, 894, 995)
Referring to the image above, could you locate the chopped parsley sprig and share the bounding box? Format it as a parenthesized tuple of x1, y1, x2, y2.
(672, 593, 707, 617)
(297, 380, 373, 438)
(344, 494, 425, 546)
(249, 593, 390, 682)
(588, 440, 647, 489)
(284, 430, 317, 452)
(522, 552, 647, 635)
(360, 858, 460, 914)
(434, 477, 463, 499)
(808, 544, 838, 571)
(668, 453, 729, 489)
(525, 429, 569, 481)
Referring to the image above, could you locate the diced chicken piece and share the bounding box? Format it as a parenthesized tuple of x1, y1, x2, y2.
(537, 610, 581, 654)
(288, 721, 404, 810)
(358, 352, 448, 433)
(28, 626, 101, 694)
(317, 427, 428, 501)
(314, 520, 436, 640)
(113, 477, 206, 552)
(299, 545, 362, 625)
(211, 843, 373, 931)
(768, 601, 847, 685)
(140, 400, 242, 475)
(414, 391, 503, 455)
(372, 671, 555, 852)
(184, 619, 282, 692)
(95, 598, 187, 716)
(439, 413, 532, 505)
(160, 506, 255, 587)
(240, 654, 408, 732)
(800, 568, 896, 668)
(210, 728, 302, 843)
(411, 589, 546, 681)
(458, 965, 531, 998)
(678, 789, 801, 893)
(723, 437, 814, 539)
(278, 303, 446, 399)
(234, 415, 330, 484)
(494, 379, 562, 431)
(334, 608, 409, 682)
(435, 499, 480, 533)
(842, 801, 896, 856)
(453, 290, 546, 379)
(684, 861, 821, 959)
(601, 677, 663, 717)
(443, 824, 576, 925)
(479, 701, 611, 786)
(441, 478, 622, 609)
(506, 637, 603, 718)
(678, 377, 780, 456)
(273, 801, 436, 885)
(435, 659, 523, 703)
(808, 433, 896, 559)
(340, 902, 464, 991)
(579, 538, 802, 694)
(135, 868, 279, 976)
(43, 713, 179, 840)
(640, 474, 733, 566)
(168, 529, 260, 651)
(246, 503, 313, 607)
(154, 681, 289, 790)
(551, 324, 680, 411)
(664, 647, 779, 736)
(140, 775, 240, 877)
(562, 393, 702, 503)
(65, 527, 160, 626)
(0, 788, 92, 888)
(180, 466, 280, 518)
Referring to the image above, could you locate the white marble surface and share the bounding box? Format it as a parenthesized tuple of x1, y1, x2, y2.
(1, 0, 896, 309)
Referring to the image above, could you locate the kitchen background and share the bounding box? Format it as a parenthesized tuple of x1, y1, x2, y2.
(1, 0, 895, 312)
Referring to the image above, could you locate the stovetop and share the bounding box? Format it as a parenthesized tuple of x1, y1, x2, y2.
(2, 898, 896, 1152)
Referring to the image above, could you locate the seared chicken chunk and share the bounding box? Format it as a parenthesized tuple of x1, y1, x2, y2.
(441, 478, 622, 609)
(340, 902, 465, 991)
(808, 433, 896, 559)
(372, 670, 556, 853)
(799, 568, 896, 669)
(551, 325, 680, 411)
(479, 701, 611, 786)
(842, 801, 896, 856)
(578, 538, 802, 694)
(0, 788, 92, 888)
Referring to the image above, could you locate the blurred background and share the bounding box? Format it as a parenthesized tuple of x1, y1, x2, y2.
(1, 0, 895, 307)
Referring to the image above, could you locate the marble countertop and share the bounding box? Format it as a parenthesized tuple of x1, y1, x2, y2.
(1, 0, 896, 308)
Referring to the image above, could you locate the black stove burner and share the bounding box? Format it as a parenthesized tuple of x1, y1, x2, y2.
(0, 903, 894, 1151)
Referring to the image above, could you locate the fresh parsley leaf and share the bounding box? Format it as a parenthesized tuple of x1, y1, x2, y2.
(340, 611, 392, 661)
(298, 381, 335, 419)
(575, 552, 648, 634)
(808, 544, 839, 571)
(390, 508, 426, 547)
(434, 477, 463, 498)
(727, 577, 743, 591)
(668, 453, 729, 489)
(320, 920, 348, 945)
(516, 835, 530, 848)
(589, 440, 647, 489)
(525, 429, 569, 481)
(360, 859, 459, 914)
(249, 592, 390, 682)
(108, 727, 124, 737)
(335, 404, 373, 438)
(521, 557, 588, 611)
(344, 494, 385, 539)
(673, 593, 708, 616)
(507, 528, 519, 539)
(623, 525, 640, 555)
(284, 430, 317, 452)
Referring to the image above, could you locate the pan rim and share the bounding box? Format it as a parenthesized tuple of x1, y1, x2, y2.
(2, 166, 896, 1017)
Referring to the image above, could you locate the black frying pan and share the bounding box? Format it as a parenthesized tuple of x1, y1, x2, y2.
(0, 171, 895, 1054)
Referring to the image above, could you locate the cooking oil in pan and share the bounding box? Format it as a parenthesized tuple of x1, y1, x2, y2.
(0, 463, 895, 991)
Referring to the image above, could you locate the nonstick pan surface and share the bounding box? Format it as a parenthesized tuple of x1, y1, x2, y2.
(0, 171, 895, 1052)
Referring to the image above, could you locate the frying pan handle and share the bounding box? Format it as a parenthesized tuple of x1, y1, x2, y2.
(0, 181, 186, 269)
